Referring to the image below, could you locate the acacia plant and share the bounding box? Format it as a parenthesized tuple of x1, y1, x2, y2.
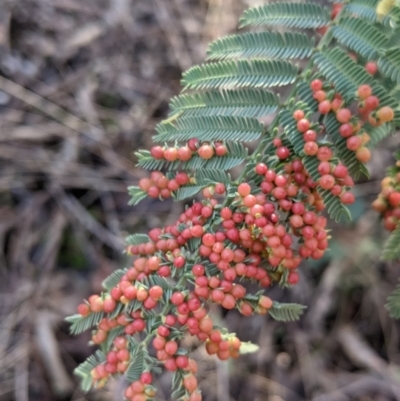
(67, 1, 400, 400)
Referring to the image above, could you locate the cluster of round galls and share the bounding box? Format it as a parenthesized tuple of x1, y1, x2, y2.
(77, 153, 353, 399)
(205, 332, 242, 360)
(373, 169, 400, 231)
(76, 196, 270, 400)
(308, 79, 394, 164)
(124, 372, 156, 401)
(232, 179, 331, 277)
(90, 336, 131, 386)
(272, 143, 354, 206)
(150, 138, 227, 162)
(138, 171, 190, 199)
(357, 84, 395, 127)
(198, 229, 274, 289)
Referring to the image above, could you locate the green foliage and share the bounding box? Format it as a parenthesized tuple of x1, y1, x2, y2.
(364, 123, 392, 147)
(378, 48, 400, 84)
(102, 269, 126, 290)
(332, 17, 387, 59)
(128, 186, 147, 206)
(169, 88, 279, 118)
(196, 169, 232, 185)
(240, 2, 330, 29)
(387, 28, 400, 48)
(74, 351, 106, 392)
(140, 274, 173, 292)
(125, 233, 151, 245)
(296, 81, 318, 109)
(126, 346, 145, 382)
(171, 370, 186, 399)
(279, 107, 313, 155)
(154, 116, 264, 143)
(344, 0, 400, 25)
(128, 0, 397, 217)
(91, 0, 400, 321)
(181, 59, 298, 91)
(312, 48, 365, 99)
(269, 302, 307, 321)
(382, 223, 400, 261)
(173, 185, 203, 201)
(344, 0, 381, 22)
(390, 6, 400, 22)
(207, 31, 314, 61)
(66, 312, 104, 335)
(386, 280, 400, 319)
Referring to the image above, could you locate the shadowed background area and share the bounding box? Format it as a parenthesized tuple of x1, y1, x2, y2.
(1, 0, 400, 400)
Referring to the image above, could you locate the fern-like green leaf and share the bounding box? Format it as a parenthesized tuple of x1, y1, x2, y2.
(187, 237, 201, 253)
(173, 186, 203, 201)
(182, 59, 298, 91)
(345, 0, 399, 25)
(141, 275, 172, 291)
(154, 116, 264, 143)
(207, 31, 314, 60)
(102, 269, 126, 290)
(125, 300, 142, 314)
(390, 6, 400, 23)
(128, 186, 148, 205)
(386, 280, 400, 319)
(324, 114, 369, 179)
(387, 28, 400, 49)
(126, 347, 145, 382)
(240, 2, 330, 29)
(296, 81, 318, 110)
(109, 303, 124, 319)
(312, 48, 363, 99)
(344, 0, 379, 21)
(364, 123, 392, 147)
(269, 302, 307, 322)
(171, 370, 186, 399)
(66, 312, 104, 335)
(382, 223, 400, 260)
(318, 187, 352, 221)
(74, 350, 106, 392)
(379, 48, 400, 84)
(280, 108, 312, 155)
(169, 88, 279, 118)
(125, 233, 150, 245)
(195, 170, 231, 185)
(332, 17, 387, 60)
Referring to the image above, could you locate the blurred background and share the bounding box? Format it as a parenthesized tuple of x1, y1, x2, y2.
(1, 0, 400, 400)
